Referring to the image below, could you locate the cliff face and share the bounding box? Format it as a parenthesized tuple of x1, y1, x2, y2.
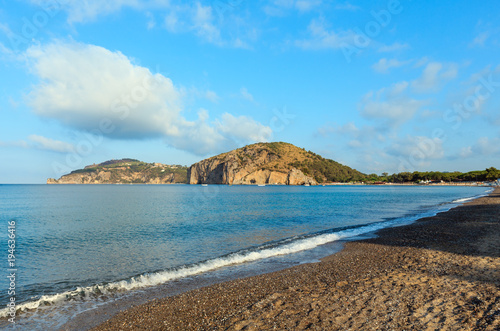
(188, 143, 316, 185)
(47, 159, 187, 184)
(188, 158, 316, 185)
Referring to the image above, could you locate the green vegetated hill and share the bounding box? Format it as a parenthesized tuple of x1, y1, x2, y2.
(188, 142, 365, 185)
(249, 142, 365, 183)
(47, 159, 188, 184)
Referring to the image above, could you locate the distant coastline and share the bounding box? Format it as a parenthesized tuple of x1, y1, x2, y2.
(47, 142, 500, 187)
(325, 181, 496, 187)
(47, 159, 188, 185)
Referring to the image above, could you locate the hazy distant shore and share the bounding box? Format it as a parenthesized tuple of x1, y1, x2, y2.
(91, 188, 500, 330)
(327, 182, 496, 186)
(44, 182, 496, 186)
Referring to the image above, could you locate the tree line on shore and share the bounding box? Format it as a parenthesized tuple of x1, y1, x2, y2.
(362, 167, 500, 183)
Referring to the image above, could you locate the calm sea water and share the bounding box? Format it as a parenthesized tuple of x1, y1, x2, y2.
(0, 184, 491, 329)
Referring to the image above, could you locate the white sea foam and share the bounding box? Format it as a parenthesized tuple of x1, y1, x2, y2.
(452, 197, 476, 203)
(452, 188, 493, 203)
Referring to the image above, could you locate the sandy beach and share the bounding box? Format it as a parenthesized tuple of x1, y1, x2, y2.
(91, 188, 500, 331)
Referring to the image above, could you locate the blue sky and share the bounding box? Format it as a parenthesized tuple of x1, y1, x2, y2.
(1, 0, 499, 183)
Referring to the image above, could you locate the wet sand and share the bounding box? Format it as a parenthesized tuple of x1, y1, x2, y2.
(92, 188, 499, 330)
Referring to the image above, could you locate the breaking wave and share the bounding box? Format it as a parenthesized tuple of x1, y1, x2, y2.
(452, 188, 493, 203)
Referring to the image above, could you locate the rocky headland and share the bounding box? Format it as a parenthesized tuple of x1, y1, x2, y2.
(187, 142, 364, 185)
(47, 159, 188, 184)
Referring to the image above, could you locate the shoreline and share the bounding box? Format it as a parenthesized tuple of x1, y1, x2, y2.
(43, 182, 496, 186)
(90, 188, 500, 330)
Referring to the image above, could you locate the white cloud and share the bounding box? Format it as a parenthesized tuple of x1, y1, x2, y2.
(315, 122, 400, 174)
(0, 22, 13, 39)
(440, 66, 499, 123)
(166, 111, 271, 155)
(316, 120, 450, 173)
(164, 10, 182, 32)
(145, 12, 156, 29)
(0, 140, 29, 149)
(295, 19, 355, 50)
(378, 42, 410, 53)
(204, 90, 219, 102)
(0, 135, 75, 153)
(372, 58, 410, 73)
(0, 42, 13, 56)
(387, 135, 444, 169)
(216, 113, 271, 142)
(466, 65, 493, 84)
(161, 2, 253, 48)
(459, 137, 500, 158)
(8, 97, 20, 109)
(233, 38, 252, 49)
(239, 87, 254, 101)
(26, 1, 252, 48)
(192, 2, 221, 45)
(262, 5, 287, 17)
(27, 41, 182, 139)
(25, 41, 271, 155)
(348, 139, 362, 148)
(264, 0, 322, 16)
(29, 0, 143, 24)
(316, 122, 387, 146)
(334, 2, 360, 11)
(360, 82, 427, 127)
(164, 2, 221, 41)
(459, 146, 473, 158)
(0, 23, 15, 56)
(188, 87, 220, 103)
(411, 62, 458, 93)
(295, 0, 322, 12)
(319, 122, 359, 137)
(28, 135, 75, 153)
(469, 31, 490, 48)
(414, 57, 429, 68)
(494, 115, 500, 126)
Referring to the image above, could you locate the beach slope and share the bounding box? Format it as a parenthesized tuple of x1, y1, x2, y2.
(92, 188, 500, 330)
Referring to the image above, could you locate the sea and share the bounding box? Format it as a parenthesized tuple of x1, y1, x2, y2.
(0, 184, 492, 330)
